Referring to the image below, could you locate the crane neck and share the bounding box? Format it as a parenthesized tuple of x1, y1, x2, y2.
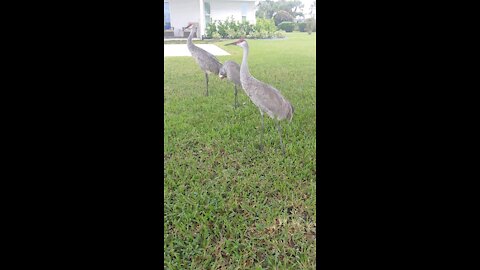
(240, 44, 251, 78)
(187, 28, 196, 49)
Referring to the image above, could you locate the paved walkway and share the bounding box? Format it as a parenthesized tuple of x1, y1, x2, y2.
(164, 44, 230, 57)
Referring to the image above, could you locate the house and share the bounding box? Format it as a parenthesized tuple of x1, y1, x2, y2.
(164, 0, 257, 39)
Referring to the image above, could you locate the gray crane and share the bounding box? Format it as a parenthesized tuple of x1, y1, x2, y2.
(219, 60, 242, 109)
(226, 39, 294, 155)
(184, 23, 222, 96)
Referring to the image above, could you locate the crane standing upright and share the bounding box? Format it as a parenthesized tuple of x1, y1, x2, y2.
(226, 39, 294, 155)
(184, 23, 222, 96)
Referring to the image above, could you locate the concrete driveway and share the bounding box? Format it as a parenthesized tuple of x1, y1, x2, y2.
(164, 44, 230, 57)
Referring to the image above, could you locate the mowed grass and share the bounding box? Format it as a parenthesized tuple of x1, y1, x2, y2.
(164, 32, 316, 269)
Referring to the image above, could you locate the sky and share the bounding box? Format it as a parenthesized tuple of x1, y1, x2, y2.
(300, 0, 314, 11)
(301, 0, 315, 17)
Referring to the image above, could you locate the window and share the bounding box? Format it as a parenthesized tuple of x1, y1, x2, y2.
(164, 1, 171, 30)
(204, 0, 211, 24)
(241, 3, 247, 22)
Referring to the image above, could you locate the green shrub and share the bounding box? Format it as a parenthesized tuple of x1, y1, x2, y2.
(262, 30, 271, 39)
(225, 16, 239, 32)
(254, 18, 277, 34)
(204, 17, 281, 39)
(273, 10, 294, 26)
(205, 22, 217, 38)
(226, 28, 238, 39)
(305, 18, 316, 33)
(252, 31, 262, 39)
(212, 32, 221, 39)
(297, 22, 307, 32)
(274, 30, 286, 38)
(238, 30, 247, 38)
(216, 20, 229, 38)
(278, 21, 295, 32)
(238, 21, 254, 35)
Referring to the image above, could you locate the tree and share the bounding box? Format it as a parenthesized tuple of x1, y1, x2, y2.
(256, 0, 277, 19)
(310, 0, 316, 19)
(273, 10, 294, 26)
(256, 0, 304, 19)
(281, 0, 304, 18)
(306, 0, 316, 34)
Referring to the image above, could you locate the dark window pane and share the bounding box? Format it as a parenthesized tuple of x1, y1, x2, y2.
(164, 2, 171, 30)
(204, 2, 210, 15)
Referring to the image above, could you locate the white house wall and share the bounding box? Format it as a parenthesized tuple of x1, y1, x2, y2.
(209, 0, 256, 25)
(168, 0, 200, 37)
(167, 0, 256, 38)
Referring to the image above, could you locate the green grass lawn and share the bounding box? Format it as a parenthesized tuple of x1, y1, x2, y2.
(164, 32, 316, 269)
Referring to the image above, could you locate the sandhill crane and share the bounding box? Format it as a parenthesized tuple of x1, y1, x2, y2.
(219, 60, 241, 109)
(184, 23, 222, 96)
(226, 39, 294, 155)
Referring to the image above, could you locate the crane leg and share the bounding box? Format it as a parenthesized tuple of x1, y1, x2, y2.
(234, 85, 238, 109)
(259, 110, 264, 151)
(205, 73, 209, 96)
(276, 120, 286, 155)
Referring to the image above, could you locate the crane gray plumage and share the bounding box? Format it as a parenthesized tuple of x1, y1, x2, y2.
(185, 23, 222, 96)
(226, 39, 294, 155)
(219, 60, 241, 109)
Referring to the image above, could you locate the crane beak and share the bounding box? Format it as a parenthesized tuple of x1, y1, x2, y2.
(225, 38, 245, 46)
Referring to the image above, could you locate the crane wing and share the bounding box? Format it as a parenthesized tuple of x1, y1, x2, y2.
(191, 46, 222, 74)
